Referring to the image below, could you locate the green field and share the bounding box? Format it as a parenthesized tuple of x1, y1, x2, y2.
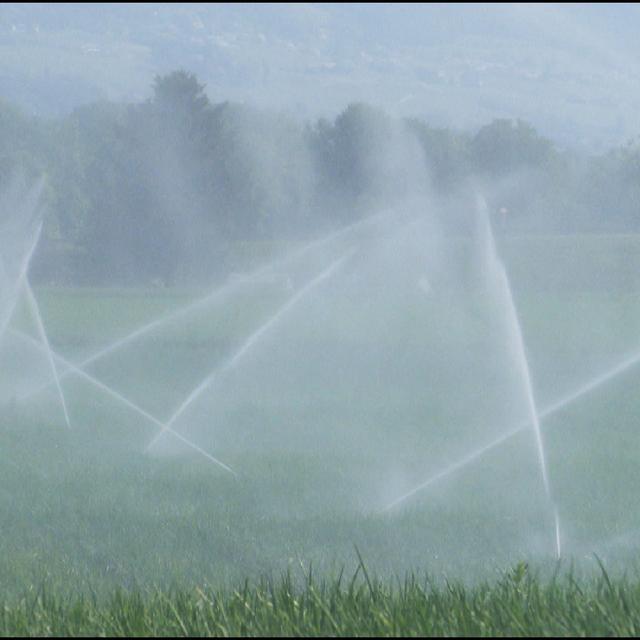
(3, 234, 640, 634)
(3, 563, 640, 636)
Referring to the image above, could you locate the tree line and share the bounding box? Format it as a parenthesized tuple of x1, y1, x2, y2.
(1, 69, 639, 285)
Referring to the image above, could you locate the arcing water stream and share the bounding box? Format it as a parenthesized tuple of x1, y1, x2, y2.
(146, 250, 354, 451)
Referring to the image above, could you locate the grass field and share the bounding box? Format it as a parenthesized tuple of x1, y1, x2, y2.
(3, 563, 640, 636)
(3, 233, 640, 634)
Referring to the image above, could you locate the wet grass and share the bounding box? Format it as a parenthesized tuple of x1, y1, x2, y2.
(3, 562, 640, 636)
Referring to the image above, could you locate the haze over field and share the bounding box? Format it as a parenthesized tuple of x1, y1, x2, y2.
(3, 4, 640, 636)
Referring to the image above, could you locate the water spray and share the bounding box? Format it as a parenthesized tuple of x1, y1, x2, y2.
(477, 195, 560, 557)
(146, 250, 355, 451)
(12, 329, 236, 475)
(24, 282, 71, 429)
(20, 209, 394, 403)
(381, 344, 640, 513)
(0, 221, 42, 343)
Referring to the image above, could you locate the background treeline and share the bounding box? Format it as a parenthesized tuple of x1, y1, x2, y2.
(2, 69, 640, 285)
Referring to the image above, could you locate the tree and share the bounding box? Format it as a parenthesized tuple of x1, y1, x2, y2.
(405, 119, 471, 191)
(151, 70, 210, 138)
(470, 119, 554, 176)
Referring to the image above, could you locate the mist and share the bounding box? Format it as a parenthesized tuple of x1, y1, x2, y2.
(2, 3, 640, 607)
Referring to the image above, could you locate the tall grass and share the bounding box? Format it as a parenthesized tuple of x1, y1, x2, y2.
(2, 561, 640, 636)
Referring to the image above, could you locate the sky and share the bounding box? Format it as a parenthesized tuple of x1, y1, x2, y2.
(1, 3, 639, 150)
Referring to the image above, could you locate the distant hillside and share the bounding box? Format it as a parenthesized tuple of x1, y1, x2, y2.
(1, 4, 639, 151)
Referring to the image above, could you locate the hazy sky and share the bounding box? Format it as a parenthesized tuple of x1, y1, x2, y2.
(1, 3, 639, 150)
